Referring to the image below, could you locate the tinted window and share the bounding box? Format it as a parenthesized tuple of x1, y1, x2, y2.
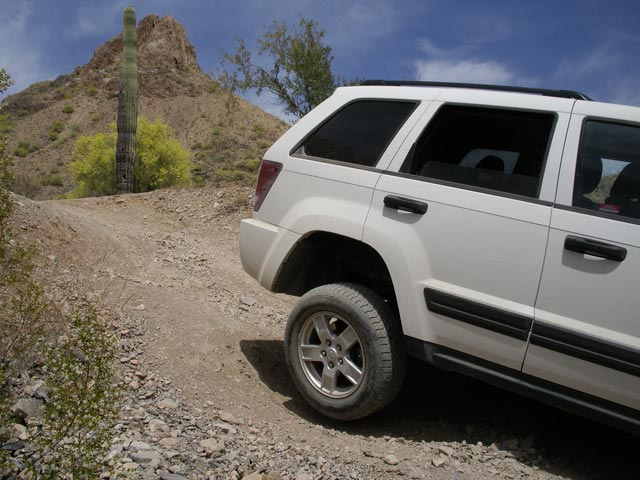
(573, 120, 640, 220)
(298, 101, 416, 167)
(402, 105, 555, 198)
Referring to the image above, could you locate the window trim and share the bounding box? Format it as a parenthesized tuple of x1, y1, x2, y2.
(554, 204, 640, 226)
(289, 98, 420, 167)
(382, 170, 554, 206)
(571, 116, 640, 223)
(399, 102, 559, 200)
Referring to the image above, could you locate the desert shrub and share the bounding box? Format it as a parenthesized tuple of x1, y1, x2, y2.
(212, 168, 246, 183)
(48, 121, 65, 142)
(0, 137, 121, 477)
(36, 308, 121, 477)
(135, 119, 192, 189)
(66, 116, 192, 198)
(62, 105, 74, 114)
(239, 158, 261, 172)
(1, 140, 49, 472)
(195, 150, 209, 162)
(13, 145, 28, 157)
(66, 132, 115, 197)
(0, 114, 12, 134)
(39, 173, 64, 187)
(67, 124, 82, 141)
(50, 121, 65, 133)
(13, 141, 38, 157)
(250, 124, 265, 140)
(11, 174, 41, 198)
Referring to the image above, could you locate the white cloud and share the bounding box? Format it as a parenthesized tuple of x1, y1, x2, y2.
(326, 0, 407, 53)
(67, 1, 127, 38)
(552, 40, 640, 105)
(554, 45, 621, 80)
(416, 39, 446, 58)
(415, 59, 518, 85)
(8, 0, 31, 31)
(231, 0, 407, 59)
(0, 1, 51, 99)
(412, 38, 534, 86)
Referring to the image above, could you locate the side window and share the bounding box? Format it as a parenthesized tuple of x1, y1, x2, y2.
(295, 100, 416, 167)
(401, 105, 556, 198)
(573, 120, 640, 220)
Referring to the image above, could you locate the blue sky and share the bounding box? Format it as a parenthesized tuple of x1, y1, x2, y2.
(2, 0, 640, 117)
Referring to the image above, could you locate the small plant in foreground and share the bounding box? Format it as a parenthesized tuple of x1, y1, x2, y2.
(35, 307, 121, 478)
(1, 102, 121, 476)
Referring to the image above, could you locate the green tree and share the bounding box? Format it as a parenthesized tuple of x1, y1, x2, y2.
(0, 68, 12, 93)
(67, 117, 192, 198)
(219, 18, 339, 118)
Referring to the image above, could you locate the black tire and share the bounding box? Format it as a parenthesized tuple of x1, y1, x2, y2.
(284, 283, 406, 420)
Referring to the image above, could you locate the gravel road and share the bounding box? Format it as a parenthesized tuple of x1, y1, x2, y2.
(9, 187, 637, 479)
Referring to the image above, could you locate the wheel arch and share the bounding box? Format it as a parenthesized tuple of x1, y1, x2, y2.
(273, 231, 400, 315)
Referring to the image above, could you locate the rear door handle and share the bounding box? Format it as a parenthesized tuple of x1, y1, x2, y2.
(564, 235, 627, 262)
(383, 195, 428, 215)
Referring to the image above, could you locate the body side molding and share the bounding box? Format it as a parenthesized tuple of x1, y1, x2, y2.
(530, 322, 640, 378)
(404, 336, 640, 435)
(424, 288, 532, 341)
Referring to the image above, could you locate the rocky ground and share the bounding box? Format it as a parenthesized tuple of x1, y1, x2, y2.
(5, 187, 638, 479)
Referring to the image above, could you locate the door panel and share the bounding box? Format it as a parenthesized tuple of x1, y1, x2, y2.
(525, 110, 640, 410)
(365, 176, 550, 369)
(363, 101, 570, 370)
(526, 210, 640, 409)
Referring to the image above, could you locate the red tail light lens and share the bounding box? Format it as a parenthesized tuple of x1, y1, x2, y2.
(254, 160, 283, 211)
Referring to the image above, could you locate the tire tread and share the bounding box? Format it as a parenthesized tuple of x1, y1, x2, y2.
(284, 282, 406, 420)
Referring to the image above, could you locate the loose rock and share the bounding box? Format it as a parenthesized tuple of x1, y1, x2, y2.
(157, 398, 179, 409)
(384, 454, 399, 465)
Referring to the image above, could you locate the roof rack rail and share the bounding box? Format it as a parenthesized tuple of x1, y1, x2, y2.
(360, 80, 592, 101)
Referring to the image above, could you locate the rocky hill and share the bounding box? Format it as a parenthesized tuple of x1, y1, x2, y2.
(1, 14, 288, 199)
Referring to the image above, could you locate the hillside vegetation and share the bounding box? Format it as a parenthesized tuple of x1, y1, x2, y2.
(0, 15, 288, 199)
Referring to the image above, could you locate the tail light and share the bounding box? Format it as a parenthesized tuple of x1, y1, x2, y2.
(254, 160, 283, 211)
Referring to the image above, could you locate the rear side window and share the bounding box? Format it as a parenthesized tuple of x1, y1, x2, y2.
(402, 105, 556, 198)
(573, 120, 640, 220)
(295, 100, 417, 167)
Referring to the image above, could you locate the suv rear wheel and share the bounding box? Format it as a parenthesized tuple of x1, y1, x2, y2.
(284, 283, 406, 420)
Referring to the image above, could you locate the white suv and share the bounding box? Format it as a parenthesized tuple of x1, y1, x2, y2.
(239, 81, 639, 434)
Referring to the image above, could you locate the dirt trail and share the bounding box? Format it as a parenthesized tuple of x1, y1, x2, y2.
(12, 187, 637, 479)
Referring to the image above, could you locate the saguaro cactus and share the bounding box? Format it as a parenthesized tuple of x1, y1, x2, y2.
(115, 6, 138, 194)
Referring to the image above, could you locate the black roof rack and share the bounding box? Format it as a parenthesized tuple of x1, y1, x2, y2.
(360, 80, 592, 101)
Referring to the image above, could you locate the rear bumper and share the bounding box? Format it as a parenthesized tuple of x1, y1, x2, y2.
(239, 218, 301, 291)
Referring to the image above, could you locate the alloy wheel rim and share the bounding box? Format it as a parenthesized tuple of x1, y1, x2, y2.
(297, 311, 365, 399)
